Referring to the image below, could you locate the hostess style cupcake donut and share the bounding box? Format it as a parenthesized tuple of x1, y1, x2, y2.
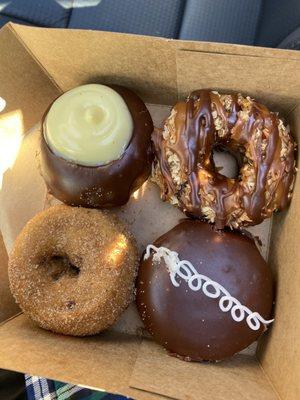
(40, 84, 153, 208)
(136, 220, 274, 361)
(9, 205, 139, 336)
(152, 89, 296, 228)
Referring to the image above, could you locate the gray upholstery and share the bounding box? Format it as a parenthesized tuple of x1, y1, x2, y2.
(0, 0, 71, 28)
(69, 0, 186, 38)
(179, 0, 263, 45)
(255, 0, 300, 47)
(278, 27, 300, 50)
(0, 0, 298, 49)
(0, 14, 31, 27)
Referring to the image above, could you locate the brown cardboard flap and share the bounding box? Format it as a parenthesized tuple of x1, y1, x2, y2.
(0, 127, 46, 253)
(130, 338, 278, 400)
(0, 25, 60, 133)
(257, 104, 300, 400)
(176, 50, 300, 113)
(0, 314, 278, 400)
(10, 24, 178, 105)
(0, 314, 164, 400)
(176, 40, 300, 61)
(0, 231, 19, 322)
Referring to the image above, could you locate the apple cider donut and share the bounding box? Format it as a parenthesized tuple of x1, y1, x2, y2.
(8, 205, 138, 336)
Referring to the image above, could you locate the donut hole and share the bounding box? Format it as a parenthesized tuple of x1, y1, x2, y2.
(44, 255, 81, 281)
(212, 146, 239, 179)
(66, 300, 76, 309)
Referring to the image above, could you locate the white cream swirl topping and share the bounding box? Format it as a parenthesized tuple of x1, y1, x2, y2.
(44, 84, 133, 166)
(144, 245, 274, 331)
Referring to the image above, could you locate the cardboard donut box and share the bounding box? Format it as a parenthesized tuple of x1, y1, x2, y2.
(0, 23, 299, 400)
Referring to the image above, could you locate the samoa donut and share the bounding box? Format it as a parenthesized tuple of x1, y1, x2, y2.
(152, 90, 296, 228)
(8, 205, 138, 336)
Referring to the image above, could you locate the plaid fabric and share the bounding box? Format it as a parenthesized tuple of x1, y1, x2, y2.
(25, 375, 132, 400)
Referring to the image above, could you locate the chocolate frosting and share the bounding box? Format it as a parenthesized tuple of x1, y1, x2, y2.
(40, 85, 153, 208)
(136, 220, 274, 361)
(152, 90, 296, 228)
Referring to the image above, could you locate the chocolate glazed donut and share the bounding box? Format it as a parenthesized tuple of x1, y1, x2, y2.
(136, 220, 274, 361)
(40, 85, 154, 208)
(152, 90, 296, 228)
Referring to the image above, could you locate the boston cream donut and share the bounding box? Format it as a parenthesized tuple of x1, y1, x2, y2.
(152, 89, 296, 228)
(136, 220, 274, 361)
(40, 84, 153, 207)
(9, 205, 139, 336)
(45, 84, 133, 166)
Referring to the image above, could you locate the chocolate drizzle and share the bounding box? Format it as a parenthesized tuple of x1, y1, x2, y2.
(152, 90, 296, 228)
(185, 90, 213, 211)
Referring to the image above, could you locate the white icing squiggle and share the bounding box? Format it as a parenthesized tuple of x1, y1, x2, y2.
(144, 245, 274, 331)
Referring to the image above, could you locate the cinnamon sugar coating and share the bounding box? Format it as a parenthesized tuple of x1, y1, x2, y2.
(8, 205, 139, 336)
